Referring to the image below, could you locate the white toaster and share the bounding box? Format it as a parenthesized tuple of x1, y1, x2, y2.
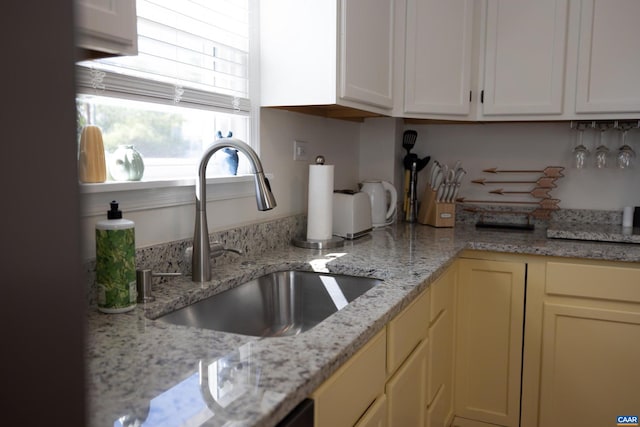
(332, 191, 373, 239)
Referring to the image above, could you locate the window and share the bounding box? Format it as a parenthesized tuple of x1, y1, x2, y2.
(76, 0, 257, 183)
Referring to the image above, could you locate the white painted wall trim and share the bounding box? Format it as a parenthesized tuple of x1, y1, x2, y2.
(79, 175, 272, 217)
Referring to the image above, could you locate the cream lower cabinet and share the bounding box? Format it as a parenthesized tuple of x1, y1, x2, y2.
(386, 264, 457, 427)
(313, 264, 458, 427)
(533, 259, 640, 427)
(427, 265, 457, 427)
(386, 338, 429, 426)
(452, 254, 640, 427)
(454, 257, 526, 427)
(386, 282, 431, 426)
(355, 394, 388, 427)
(312, 329, 387, 427)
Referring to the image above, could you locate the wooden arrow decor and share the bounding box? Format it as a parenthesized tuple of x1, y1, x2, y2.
(472, 176, 558, 188)
(456, 197, 539, 205)
(489, 187, 553, 198)
(483, 166, 565, 178)
(539, 198, 561, 210)
(456, 198, 560, 209)
(459, 165, 565, 228)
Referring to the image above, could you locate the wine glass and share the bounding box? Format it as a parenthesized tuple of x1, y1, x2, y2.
(616, 122, 636, 169)
(572, 123, 589, 169)
(593, 122, 609, 169)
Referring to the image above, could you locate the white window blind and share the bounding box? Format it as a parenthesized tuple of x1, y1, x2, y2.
(76, 0, 251, 114)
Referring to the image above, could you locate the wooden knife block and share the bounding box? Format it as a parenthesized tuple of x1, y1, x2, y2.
(417, 188, 455, 227)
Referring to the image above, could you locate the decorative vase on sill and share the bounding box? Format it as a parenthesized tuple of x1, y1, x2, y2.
(109, 144, 145, 181)
(78, 125, 107, 183)
(221, 147, 239, 176)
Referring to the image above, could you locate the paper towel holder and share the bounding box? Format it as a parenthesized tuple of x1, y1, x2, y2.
(292, 235, 345, 249)
(292, 155, 345, 249)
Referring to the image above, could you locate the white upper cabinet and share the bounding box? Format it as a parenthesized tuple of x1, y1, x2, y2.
(400, 0, 571, 121)
(340, 0, 394, 109)
(403, 0, 474, 116)
(75, 0, 137, 58)
(260, 0, 394, 115)
(575, 0, 640, 114)
(479, 0, 569, 117)
(260, 0, 640, 121)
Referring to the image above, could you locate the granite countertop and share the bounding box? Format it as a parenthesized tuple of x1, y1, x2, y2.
(87, 223, 640, 427)
(546, 222, 640, 244)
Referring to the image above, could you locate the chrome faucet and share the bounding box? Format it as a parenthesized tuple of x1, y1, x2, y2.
(192, 138, 276, 282)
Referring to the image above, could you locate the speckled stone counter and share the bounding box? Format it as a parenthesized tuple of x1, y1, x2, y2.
(546, 222, 640, 244)
(87, 223, 640, 427)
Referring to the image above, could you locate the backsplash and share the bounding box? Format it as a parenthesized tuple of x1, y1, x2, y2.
(84, 214, 305, 307)
(455, 205, 624, 227)
(406, 122, 640, 211)
(84, 207, 626, 307)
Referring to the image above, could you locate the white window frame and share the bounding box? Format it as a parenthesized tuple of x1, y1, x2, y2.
(78, 0, 262, 218)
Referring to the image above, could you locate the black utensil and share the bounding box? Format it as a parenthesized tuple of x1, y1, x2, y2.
(416, 155, 431, 172)
(402, 130, 417, 214)
(404, 155, 430, 171)
(402, 130, 418, 155)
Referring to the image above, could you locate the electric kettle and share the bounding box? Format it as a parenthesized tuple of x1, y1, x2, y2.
(360, 180, 397, 227)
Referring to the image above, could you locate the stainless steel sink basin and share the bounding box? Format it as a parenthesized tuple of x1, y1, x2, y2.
(156, 270, 381, 337)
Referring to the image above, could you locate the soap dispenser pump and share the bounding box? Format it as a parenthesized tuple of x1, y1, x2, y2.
(95, 200, 137, 313)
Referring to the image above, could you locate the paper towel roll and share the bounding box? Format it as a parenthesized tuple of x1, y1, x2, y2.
(306, 163, 334, 241)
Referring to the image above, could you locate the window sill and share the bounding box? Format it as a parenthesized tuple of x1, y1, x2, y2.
(79, 175, 269, 217)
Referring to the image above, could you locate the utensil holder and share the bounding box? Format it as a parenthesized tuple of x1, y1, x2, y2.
(417, 189, 455, 227)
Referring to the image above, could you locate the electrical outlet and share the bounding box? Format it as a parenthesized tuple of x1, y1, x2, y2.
(293, 140, 309, 161)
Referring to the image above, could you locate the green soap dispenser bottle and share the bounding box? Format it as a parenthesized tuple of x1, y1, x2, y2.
(96, 200, 137, 313)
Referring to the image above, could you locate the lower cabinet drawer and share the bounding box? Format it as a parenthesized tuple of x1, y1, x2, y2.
(386, 337, 429, 427)
(355, 394, 388, 427)
(430, 266, 456, 324)
(387, 288, 430, 374)
(546, 260, 640, 303)
(427, 383, 451, 427)
(313, 329, 387, 427)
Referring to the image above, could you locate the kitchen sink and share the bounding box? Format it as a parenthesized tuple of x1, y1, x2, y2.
(155, 270, 381, 338)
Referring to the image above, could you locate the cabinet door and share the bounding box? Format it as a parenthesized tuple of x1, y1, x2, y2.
(427, 384, 452, 427)
(538, 303, 640, 427)
(75, 0, 138, 56)
(428, 305, 455, 424)
(387, 287, 430, 375)
(481, 0, 568, 116)
(575, 0, 640, 113)
(355, 394, 388, 427)
(313, 329, 386, 427)
(404, 0, 474, 115)
(386, 338, 429, 427)
(340, 0, 394, 109)
(427, 266, 456, 426)
(455, 259, 525, 427)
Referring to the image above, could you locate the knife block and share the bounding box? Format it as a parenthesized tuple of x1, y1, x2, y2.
(417, 188, 455, 227)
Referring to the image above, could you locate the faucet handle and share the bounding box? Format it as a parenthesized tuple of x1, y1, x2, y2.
(184, 243, 242, 264)
(135, 269, 182, 303)
(210, 242, 243, 258)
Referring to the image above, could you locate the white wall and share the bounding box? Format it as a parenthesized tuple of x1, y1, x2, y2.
(79, 108, 361, 259)
(80, 115, 640, 259)
(260, 108, 361, 198)
(404, 122, 640, 210)
(359, 117, 404, 186)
